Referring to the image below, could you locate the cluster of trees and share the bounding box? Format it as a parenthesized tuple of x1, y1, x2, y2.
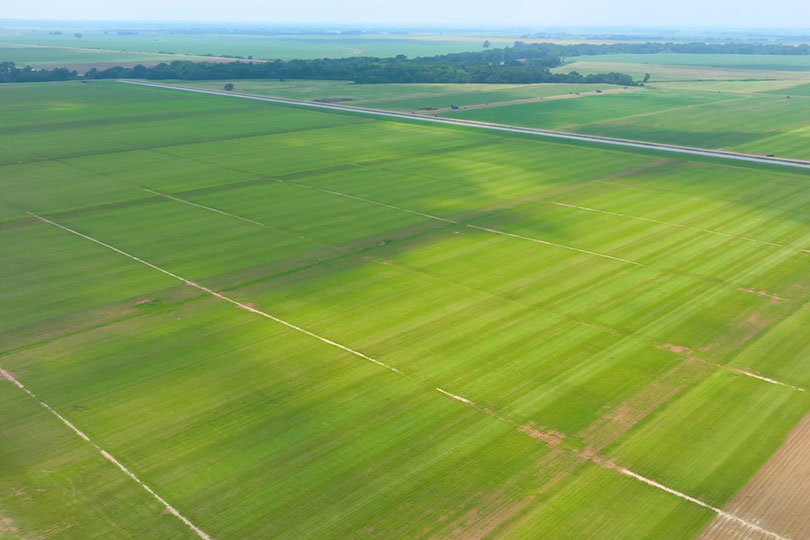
(19, 38, 808, 86)
(512, 41, 810, 57)
(76, 55, 636, 85)
(0, 61, 77, 83)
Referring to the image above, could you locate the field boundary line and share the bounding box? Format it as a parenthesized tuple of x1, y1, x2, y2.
(553, 201, 810, 254)
(141, 188, 804, 393)
(620, 468, 790, 540)
(282, 181, 455, 223)
(25, 212, 408, 378)
(465, 224, 647, 267)
(26, 212, 789, 539)
(142, 187, 269, 228)
(282, 180, 649, 267)
(0, 368, 213, 540)
(280, 180, 809, 313)
(118, 80, 810, 171)
(724, 365, 805, 392)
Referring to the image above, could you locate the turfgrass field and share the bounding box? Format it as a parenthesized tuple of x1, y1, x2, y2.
(169, 79, 626, 110)
(0, 43, 225, 71)
(553, 53, 810, 81)
(443, 86, 810, 160)
(0, 31, 524, 64)
(2, 81, 810, 539)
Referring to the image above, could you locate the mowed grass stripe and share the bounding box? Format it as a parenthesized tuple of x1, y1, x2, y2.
(552, 201, 810, 253)
(282, 178, 648, 267)
(23, 212, 790, 539)
(148, 185, 803, 393)
(555, 176, 810, 252)
(5, 82, 810, 538)
(137, 163, 806, 394)
(277, 176, 810, 309)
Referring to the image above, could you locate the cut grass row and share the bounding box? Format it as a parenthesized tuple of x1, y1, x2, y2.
(2, 80, 810, 539)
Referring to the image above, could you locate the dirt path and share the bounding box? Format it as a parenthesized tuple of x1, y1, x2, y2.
(427, 87, 634, 113)
(696, 409, 810, 540)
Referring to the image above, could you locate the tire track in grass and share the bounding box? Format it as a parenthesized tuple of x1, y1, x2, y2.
(0, 368, 213, 540)
(23, 211, 791, 539)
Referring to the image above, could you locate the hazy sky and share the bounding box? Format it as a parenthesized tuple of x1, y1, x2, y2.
(6, 0, 810, 28)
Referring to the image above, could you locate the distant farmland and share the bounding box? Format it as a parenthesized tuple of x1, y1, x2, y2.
(2, 81, 810, 539)
(174, 59, 810, 161)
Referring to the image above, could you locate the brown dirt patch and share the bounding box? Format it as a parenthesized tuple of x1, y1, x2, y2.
(663, 343, 693, 355)
(696, 409, 810, 539)
(738, 287, 788, 304)
(0, 517, 18, 534)
(518, 422, 564, 447)
(579, 359, 709, 452)
(427, 494, 535, 540)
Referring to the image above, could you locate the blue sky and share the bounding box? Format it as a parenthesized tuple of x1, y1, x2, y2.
(5, 0, 809, 28)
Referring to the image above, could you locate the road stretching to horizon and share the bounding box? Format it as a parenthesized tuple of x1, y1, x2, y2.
(120, 80, 810, 171)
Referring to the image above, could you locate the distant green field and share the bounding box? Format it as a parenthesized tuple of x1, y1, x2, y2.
(0, 31, 513, 63)
(174, 79, 627, 110)
(552, 53, 810, 82)
(2, 81, 810, 539)
(443, 86, 810, 159)
(565, 53, 810, 71)
(0, 44, 213, 68)
(767, 81, 810, 96)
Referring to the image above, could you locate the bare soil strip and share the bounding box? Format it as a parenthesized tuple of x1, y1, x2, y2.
(119, 80, 810, 171)
(697, 410, 810, 540)
(23, 211, 787, 539)
(0, 368, 212, 540)
(552, 201, 810, 254)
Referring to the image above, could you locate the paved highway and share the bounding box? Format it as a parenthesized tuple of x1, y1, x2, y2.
(120, 80, 810, 171)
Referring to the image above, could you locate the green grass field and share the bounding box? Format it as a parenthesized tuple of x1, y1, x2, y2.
(2, 80, 810, 539)
(170, 79, 627, 109)
(554, 53, 810, 82)
(0, 31, 521, 65)
(0, 43, 223, 70)
(443, 86, 810, 159)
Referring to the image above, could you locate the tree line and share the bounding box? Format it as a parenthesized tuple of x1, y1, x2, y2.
(0, 59, 636, 86)
(86, 57, 636, 85)
(6, 40, 808, 86)
(0, 61, 77, 83)
(513, 41, 810, 57)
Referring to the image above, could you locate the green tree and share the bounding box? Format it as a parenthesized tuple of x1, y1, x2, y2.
(224, 83, 234, 91)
